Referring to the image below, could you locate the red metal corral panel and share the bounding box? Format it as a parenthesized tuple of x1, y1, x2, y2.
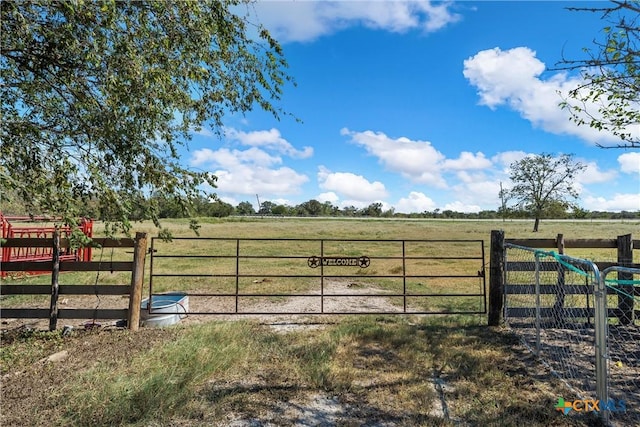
(0, 213, 94, 277)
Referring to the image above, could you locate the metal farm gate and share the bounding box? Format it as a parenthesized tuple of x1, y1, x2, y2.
(147, 237, 486, 316)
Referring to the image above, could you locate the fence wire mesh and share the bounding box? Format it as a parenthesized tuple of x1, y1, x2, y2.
(504, 244, 599, 396)
(601, 266, 640, 426)
(504, 244, 639, 426)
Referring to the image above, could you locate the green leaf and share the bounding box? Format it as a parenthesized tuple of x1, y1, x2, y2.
(1, 0, 296, 232)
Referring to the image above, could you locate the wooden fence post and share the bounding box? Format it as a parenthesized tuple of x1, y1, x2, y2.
(617, 233, 634, 325)
(49, 228, 60, 331)
(488, 229, 505, 326)
(127, 232, 148, 331)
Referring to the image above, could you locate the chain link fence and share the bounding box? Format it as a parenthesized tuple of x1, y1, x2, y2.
(503, 244, 639, 426)
(601, 266, 640, 426)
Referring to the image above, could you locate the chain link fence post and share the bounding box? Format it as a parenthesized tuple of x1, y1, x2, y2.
(593, 261, 608, 425)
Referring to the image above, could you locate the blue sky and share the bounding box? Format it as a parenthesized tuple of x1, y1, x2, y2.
(187, 1, 639, 214)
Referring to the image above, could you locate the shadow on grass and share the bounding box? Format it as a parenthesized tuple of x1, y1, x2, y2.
(44, 318, 610, 426)
(420, 324, 607, 427)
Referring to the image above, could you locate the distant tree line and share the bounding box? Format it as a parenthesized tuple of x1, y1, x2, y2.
(1, 193, 638, 221)
(2, 189, 638, 222)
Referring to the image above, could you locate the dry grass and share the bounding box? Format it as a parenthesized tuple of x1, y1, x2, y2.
(0, 316, 606, 426)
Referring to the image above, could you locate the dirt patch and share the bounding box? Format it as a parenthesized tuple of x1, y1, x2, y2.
(179, 279, 416, 331)
(1, 279, 411, 333)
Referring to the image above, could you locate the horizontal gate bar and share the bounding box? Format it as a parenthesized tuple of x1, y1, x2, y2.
(1, 261, 133, 272)
(0, 308, 128, 319)
(151, 254, 484, 260)
(184, 310, 487, 316)
(1, 284, 131, 295)
(158, 237, 485, 242)
(150, 274, 482, 279)
(2, 237, 135, 248)
(172, 292, 486, 298)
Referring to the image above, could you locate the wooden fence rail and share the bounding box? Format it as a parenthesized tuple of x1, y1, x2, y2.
(488, 231, 639, 326)
(0, 232, 148, 331)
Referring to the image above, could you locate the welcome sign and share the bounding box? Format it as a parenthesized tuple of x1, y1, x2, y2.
(307, 256, 370, 268)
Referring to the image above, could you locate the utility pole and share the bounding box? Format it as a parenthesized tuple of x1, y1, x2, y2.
(256, 194, 262, 218)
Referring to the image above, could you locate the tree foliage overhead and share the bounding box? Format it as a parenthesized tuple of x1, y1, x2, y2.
(505, 153, 586, 232)
(558, 1, 639, 148)
(0, 0, 292, 233)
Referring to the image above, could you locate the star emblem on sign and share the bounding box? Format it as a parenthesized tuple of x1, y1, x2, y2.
(358, 256, 370, 268)
(307, 256, 321, 268)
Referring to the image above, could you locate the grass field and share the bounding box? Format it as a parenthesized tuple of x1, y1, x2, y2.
(2, 217, 637, 305)
(1, 217, 636, 426)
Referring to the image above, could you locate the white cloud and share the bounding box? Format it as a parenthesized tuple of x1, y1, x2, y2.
(442, 201, 482, 213)
(190, 148, 216, 166)
(395, 191, 437, 213)
(583, 193, 640, 212)
(218, 195, 239, 207)
(491, 151, 528, 169)
(340, 130, 525, 198)
(618, 152, 640, 174)
(317, 191, 340, 204)
(463, 47, 545, 109)
(214, 166, 308, 196)
(463, 47, 628, 145)
(192, 147, 282, 168)
(189, 127, 311, 197)
(452, 172, 503, 208)
(577, 161, 617, 184)
(253, 1, 461, 43)
(443, 151, 492, 170)
(225, 128, 313, 159)
(270, 198, 294, 206)
(338, 199, 371, 210)
(318, 166, 388, 201)
(341, 128, 448, 187)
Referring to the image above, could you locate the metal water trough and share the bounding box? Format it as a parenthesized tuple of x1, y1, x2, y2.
(140, 292, 188, 327)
